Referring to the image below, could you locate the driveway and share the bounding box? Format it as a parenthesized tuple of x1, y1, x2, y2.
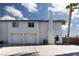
(0, 45, 79, 56)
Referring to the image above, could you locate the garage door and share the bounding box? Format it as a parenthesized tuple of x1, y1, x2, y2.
(24, 33, 37, 44)
(11, 33, 23, 44)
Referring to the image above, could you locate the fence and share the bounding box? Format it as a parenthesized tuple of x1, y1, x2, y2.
(67, 37, 79, 44)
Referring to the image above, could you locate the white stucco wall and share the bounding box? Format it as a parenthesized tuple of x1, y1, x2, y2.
(39, 22, 62, 44)
(8, 22, 40, 44)
(8, 22, 39, 33)
(0, 22, 8, 43)
(53, 22, 62, 44)
(39, 22, 48, 44)
(0, 21, 62, 44)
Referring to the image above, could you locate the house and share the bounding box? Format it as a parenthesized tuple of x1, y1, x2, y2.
(0, 19, 65, 45)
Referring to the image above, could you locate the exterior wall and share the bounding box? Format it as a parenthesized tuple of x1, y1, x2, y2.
(0, 23, 2, 41)
(0, 21, 62, 44)
(8, 22, 40, 44)
(53, 22, 62, 44)
(0, 22, 8, 43)
(39, 22, 62, 44)
(8, 22, 39, 33)
(39, 22, 48, 44)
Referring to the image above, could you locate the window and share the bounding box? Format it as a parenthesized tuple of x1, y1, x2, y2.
(28, 22, 34, 28)
(12, 21, 19, 27)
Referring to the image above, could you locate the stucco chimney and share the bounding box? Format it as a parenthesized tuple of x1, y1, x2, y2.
(48, 8, 54, 44)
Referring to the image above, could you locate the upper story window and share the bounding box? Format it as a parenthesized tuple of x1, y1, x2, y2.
(28, 22, 34, 28)
(12, 21, 19, 27)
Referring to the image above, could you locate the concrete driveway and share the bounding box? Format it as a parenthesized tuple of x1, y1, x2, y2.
(0, 45, 79, 56)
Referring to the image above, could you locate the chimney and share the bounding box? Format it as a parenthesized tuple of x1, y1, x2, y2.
(48, 8, 54, 44)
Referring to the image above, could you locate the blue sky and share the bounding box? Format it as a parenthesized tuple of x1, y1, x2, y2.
(0, 3, 79, 36)
(0, 3, 52, 20)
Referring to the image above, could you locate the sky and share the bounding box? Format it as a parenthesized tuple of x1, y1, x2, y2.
(0, 3, 79, 36)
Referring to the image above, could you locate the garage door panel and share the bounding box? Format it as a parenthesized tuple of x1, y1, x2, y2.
(24, 33, 37, 44)
(11, 33, 23, 44)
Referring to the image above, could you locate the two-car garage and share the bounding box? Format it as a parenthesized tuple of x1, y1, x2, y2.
(9, 33, 37, 44)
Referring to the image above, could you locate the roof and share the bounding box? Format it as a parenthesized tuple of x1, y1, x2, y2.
(0, 20, 66, 24)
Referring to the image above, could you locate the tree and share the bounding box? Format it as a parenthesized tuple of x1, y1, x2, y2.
(66, 3, 79, 37)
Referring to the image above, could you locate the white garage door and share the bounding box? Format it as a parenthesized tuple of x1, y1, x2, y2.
(11, 33, 23, 44)
(24, 33, 37, 44)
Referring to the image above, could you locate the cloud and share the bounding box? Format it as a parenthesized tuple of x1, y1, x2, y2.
(0, 15, 15, 20)
(50, 3, 79, 20)
(50, 3, 70, 13)
(21, 3, 38, 13)
(4, 6, 23, 18)
(0, 15, 29, 20)
(22, 17, 28, 20)
(17, 17, 28, 20)
(76, 24, 79, 30)
(75, 14, 79, 18)
(62, 23, 68, 30)
(62, 23, 72, 30)
(48, 7, 53, 11)
(74, 12, 79, 18)
(71, 9, 79, 19)
(77, 24, 79, 27)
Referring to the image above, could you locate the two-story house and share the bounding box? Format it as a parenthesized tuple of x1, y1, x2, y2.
(0, 19, 65, 45)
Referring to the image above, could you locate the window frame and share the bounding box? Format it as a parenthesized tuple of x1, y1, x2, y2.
(28, 22, 35, 28)
(12, 21, 19, 28)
